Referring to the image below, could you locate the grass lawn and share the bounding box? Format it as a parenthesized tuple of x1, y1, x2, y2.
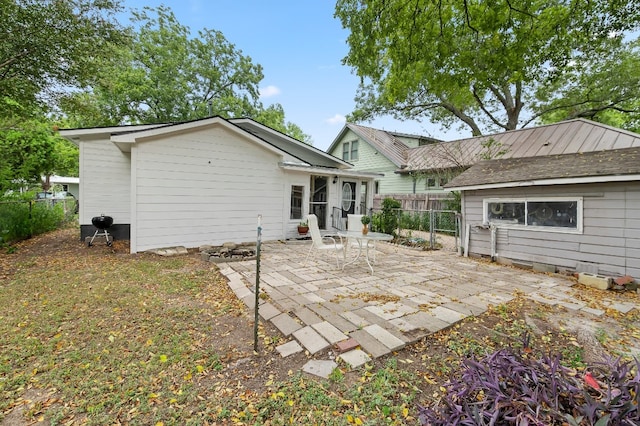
(1, 227, 639, 425)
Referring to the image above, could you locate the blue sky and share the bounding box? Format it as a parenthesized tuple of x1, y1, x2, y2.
(119, 0, 464, 150)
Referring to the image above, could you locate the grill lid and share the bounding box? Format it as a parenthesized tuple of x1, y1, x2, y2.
(91, 215, 113, 229)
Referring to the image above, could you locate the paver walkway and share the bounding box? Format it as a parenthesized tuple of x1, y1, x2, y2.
(217, 240, 632, 368)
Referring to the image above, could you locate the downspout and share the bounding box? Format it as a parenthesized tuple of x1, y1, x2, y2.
(490, 224, 497, 262)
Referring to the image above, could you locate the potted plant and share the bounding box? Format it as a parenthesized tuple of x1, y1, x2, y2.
(297, 220, 309, 234)
(361, 215, 371, 234)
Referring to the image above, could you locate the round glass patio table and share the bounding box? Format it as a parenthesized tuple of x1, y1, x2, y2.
(337, 230, 393, 274)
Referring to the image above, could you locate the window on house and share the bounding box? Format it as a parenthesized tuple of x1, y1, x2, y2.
(425, 177, 437, 188)
(484, 198, 582, 231)
(342, 143, 350, 161)
(290, 185, 304, 220)
(342, 140, 358, 161)
(350, 141, 359, 161)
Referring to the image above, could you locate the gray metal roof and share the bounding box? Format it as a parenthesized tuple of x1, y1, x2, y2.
(445, 146, 640, 189)
(344, 123, 411, 168)
(404, 119, 640, 173)
(230, 118, 351, 169)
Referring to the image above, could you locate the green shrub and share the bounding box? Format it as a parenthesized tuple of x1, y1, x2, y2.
(0, 194, 72, 245)
(372, 198, 401, 235)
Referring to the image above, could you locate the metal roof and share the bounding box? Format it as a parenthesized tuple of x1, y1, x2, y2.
(404, 119, 640, 173)
(326, 123, 435, 168)
(446, 146, 640, 190)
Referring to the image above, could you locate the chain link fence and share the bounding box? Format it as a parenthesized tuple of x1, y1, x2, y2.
(369, 207, 461, 251)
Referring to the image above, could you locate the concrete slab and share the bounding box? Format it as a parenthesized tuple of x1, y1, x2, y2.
(276, 340, 303, 357)
(339, 349, 371, 369)
(294, 307, 322, 325)
(258, 302, 281, 320)
(302, 360, 337, 379)
(350, 329, 391, 358)
(611, 302, 637, 314)
(293, 326, 330, 354)
(271, 313, 302, 336)
(428, 306, 467, 324)
(363, 324, 405, 351)
(312, 321, 349, 344)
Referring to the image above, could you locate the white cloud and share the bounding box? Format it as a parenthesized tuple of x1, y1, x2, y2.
(259, 85, 281, 98)
(325, 114, 346, 125)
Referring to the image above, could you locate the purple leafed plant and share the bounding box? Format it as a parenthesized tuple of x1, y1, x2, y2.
(418, 342, 640, 425)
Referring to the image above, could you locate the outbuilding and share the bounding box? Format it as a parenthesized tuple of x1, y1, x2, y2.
(446, 146, 640, 278)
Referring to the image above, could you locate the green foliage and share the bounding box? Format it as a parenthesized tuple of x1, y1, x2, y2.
(534, 39, 640, 133)
(59, 6, 310, 142)
(0, 0, 127, 117)
(335, 0, 640, 136)
(372, 198, 401, 235)
(0, 99, 78, 192)
(0, 194, 73, 245)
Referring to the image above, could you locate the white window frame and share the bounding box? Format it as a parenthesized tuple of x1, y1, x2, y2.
(290, 185, 304, 220)
(350, 140, 359, 161)
(483, 197, 583, 234)
(342, 143, 350, 161)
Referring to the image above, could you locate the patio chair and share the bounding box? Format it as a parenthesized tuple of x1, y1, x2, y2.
(347, 214, 376, 261)
(304, 214, 344, 268)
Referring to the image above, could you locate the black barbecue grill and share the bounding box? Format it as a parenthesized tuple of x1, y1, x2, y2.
(88, 214, 113, 247)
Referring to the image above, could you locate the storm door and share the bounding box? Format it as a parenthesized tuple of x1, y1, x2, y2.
(309, 176, 328, 229)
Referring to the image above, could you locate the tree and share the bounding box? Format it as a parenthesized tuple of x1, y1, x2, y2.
(0, 0, 127, 117)
(0, 98, 77, 193)
(533, 39, 640, 133)
(60, 6, 310, 142)
(335, 0, 640, 136)
(253, 104, 311, 143)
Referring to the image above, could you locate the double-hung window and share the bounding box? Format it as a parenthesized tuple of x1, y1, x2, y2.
(342, 140, 359, 161)
(484, 197, 582, 233)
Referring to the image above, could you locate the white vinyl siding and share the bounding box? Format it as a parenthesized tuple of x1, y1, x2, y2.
(462, 182, 640, 277)
(79, 139, 131, 225)
(132, 126, 285, 252)
(329, 130, 415, 194)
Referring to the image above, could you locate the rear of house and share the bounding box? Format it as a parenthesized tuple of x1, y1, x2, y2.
(61, 117, 379, 253)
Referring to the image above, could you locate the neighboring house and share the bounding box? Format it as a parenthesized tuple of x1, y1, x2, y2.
(60, 117, 380, 253)
(49, 175, 80, 198)
(445, 145, 640, 278)
(326, 123, 441, 195)
(329, 119, 640, 201)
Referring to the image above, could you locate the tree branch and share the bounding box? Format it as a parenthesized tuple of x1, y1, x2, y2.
(0, 49, 31, 73)
(472, 85, 508, 130)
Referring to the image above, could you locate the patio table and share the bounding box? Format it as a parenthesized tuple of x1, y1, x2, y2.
(337, 230, 393, 274)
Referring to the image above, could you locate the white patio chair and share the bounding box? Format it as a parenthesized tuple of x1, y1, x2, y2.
(347, 214, 376, 262)
(304, 214, 344, 268)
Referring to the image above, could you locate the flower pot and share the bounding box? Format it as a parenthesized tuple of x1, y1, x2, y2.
(297, 226, 309, 234)
(362, 225, 369, 235)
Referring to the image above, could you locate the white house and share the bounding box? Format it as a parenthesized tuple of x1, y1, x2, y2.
(60, 117, 381, 253)
(48, 175, 80, 197)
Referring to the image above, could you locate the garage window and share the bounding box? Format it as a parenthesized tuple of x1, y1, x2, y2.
(484, 197, 582, 232)
(290, 185, 304, 220)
